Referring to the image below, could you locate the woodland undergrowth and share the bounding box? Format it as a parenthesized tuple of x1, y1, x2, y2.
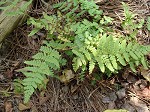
(1, 0, 150, 103)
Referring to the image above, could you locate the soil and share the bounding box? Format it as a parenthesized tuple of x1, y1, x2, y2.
(0, 0, 150, 112)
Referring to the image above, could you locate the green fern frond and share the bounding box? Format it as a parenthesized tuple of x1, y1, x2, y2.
(53, 0, 103, 20)
(72, 34, 150, 74)
(19, 42, 63, 103)
(43, 40, 73, 50)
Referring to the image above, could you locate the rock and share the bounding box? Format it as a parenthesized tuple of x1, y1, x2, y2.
(102, 92, 117, 103)
(109, 92, 117, 101)
(102, 96, 112, 103)
(116, 88, 126, 99)
(129, 96, 149, 112)
(121, 102, 135, 112)
(108, 101, 116, 109)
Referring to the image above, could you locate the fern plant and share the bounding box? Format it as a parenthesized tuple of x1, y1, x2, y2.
(53, 0, 103, 21)
(72, 32, 150, 74)
(18, 42, 66, 103)
(122, 2, 144, 41)
(147, 16, 150, 31)
(17, 0, 150, 103)
(27, 11, 73, 43)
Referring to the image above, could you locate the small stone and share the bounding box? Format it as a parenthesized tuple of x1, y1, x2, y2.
(121, 102, 135, 112)
(108, 101, 116, 109)
(102, 96, 111, 103)
(109, 92, 117, 101)
(116, 88, 126, 99)
(62, 85, 69, 93)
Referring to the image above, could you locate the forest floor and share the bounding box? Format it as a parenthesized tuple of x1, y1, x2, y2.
(0, 0, 150, 112)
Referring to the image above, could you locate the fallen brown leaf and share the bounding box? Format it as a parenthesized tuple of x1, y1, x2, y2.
(59, 69, 75, 83)
(4, 69, 13, 79)
(4, 101, 13, 112)
(139, 86, 150, 98)
(104, 109, 128, 112)
(140, 67, 150, 82)
(18, 103, 31, 111)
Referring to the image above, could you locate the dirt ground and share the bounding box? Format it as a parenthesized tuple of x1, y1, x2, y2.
(0, 0, 150, 112)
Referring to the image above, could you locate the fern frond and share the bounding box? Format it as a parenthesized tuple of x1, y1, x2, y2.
(53, 0, 103, 20)
(43, 40, 73, 50)
(20, 42, 63, 103)
(72, 33, 150, 73)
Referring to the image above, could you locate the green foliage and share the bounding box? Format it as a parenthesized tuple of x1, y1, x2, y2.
(18, 0, 150, 103)
(0, 0, 32, 16)
(122, 2, 144, 40)
(53, 0, 103, 20)
(27, 12, 73, 42)
(72, 33, 150, 74)
(18, 43, 66, 103)
(147, 16, 150, 31)
(14, 79, 24, 94)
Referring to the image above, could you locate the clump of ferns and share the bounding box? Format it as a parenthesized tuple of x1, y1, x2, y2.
(17, 0, 150, 104)
(72, 32, 150, 75)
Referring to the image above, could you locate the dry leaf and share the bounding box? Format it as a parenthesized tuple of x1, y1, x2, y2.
(104, 109, 128, 112)
(39, 96, 50, 105)
(18, 103, 31, 111)
(137, 86, 150, 98)
(59, 69, 75, 83)
(94, 0, 107, 3)
(140, 67, 150, 82)
(4, 101, 13, 112)
(4, 69, 13, 79)
(141, 87, 150, 97)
